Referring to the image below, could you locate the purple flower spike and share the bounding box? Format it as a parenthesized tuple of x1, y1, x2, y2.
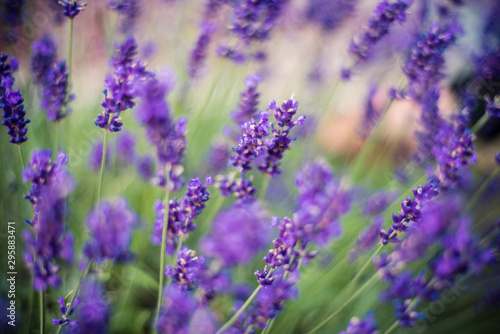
(23, 150, 75, 291)
(229, 112, 272, 173)
(259, 99, 305, 177)
(305, 0, 358, 33)
(1, 52, 30, 144)
(59, 0, 86, 19)
(217, 173, 257, 204)
(84, 198, 138, 263)
(107, 0, 141, 34)
(201, 203, 270, 266)
(165, 247, 206, 290)
(156, 286, 198, 334)
(339, 312, 378, 334)
(31, 35, 57, 83)
(230, 74, 261, 125)
(95, 37, 151, 132)
(72, 279, 110, 334)
(348, 0, 413, 65)
(53, 296, 79, 327)
(189, 22, 216, 78)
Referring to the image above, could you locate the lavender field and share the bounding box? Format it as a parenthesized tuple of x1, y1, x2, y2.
(1, 0, 500, 333)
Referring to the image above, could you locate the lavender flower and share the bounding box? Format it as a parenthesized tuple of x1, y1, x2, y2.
(165, 247, 206, 290)
(359, 85, 381, 139)
(305, 0, 358, 32)
(230, 74, 261, 125)
(361, 190, 398, 216)
(216, 46, 246, 64)
(200, 204, 270, 266)
(137, 154, 155, 180)
(189, 22, 216, 78)
(107, 0, 141, 34)
(152, 176, 213, 254)
(31, 35, 73, 121)
(402, 23, 461, 99)
(414, 88, 443, 165)
(116, 130, 136, 164)
(348, 0, 413, 65)
(156, 287, 197, 334)
(31, 35, 57, 83)
(339, 312, 378, 334)
(84, 198, 138, 263)
(1, 53, 30, 144)
(229, 111, 272, 173)
(22, 150, 75, 291)
(59, 0, 86, 19)
(135, 75, 187, 190)
(259, 99, 306, 177)
(95, 37, 150, 132)
(350, 216, 384, 260)
(72, 279, 109, 334)
(216, 173, 257, 204)
(432, 111, 476, 187)
(379, 178, 439, 245)
(2, 0, 26, 42)
(88, 140, 112, 171)
(52, 296, 79, 326)
(394, 299, 422, 327)
(208, 139, 230, 173)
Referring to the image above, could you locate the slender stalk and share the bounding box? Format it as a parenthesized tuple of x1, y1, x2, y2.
(471, 113, 488, 134)
(465, 167, 499, 212)
(259, 176, 269, 200)
(155, 165, 172, 325)
(97, 130, 109, 204)
(39, 291, 45, 334)
(383, 320, 399, 334)
(216, 284, 263, 334)
(17, 144, 26, 169)
(306, 273, 379, 334)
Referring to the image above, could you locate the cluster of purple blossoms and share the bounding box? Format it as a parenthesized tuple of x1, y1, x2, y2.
(95, 37, 150, 132)
(402, 22, 461, 100)
(152, 176, 213, 254)
(189, 22, 216, 78)
(201, 203, 270, 266)
(432, 110, 476, 188)
(379, 178, 439, 245)
(229, 98, 305, 177)
(156, 286, 217, 334)
(216, 173, 257, 204)
(59, 0, 87, 19)
(347, 0, 413, 70)
(52, 296, 79, 327)
(259, 99, 306, 177)
(339, 312, 378, 334)
(107, 0, 141, 34)
(165, 247, 206, 291)
(31, 35, 74, 121)
(84, 198, 138, 263)
(229, 111, 272, 173)
(1, 52, 30, 144)
(305, 0, 358, 33)
(22, 150, 75, 291)
(230, 74, 261, 125)
(135, 74, 187, 190)
(68, 279, 110, 334)
(414, 88, 443, 165)
(375, 199, 495, 328)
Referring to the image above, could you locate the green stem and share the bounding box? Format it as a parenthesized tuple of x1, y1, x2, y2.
(466, 167, 499, 212)
(39, 291, 45, 334)
(155, 165, 172, 325)
(471, 113, 488, 134)
(259, 176, 269, 200)
(307, 273, 379, 334)
(17, 144, 26, 169)
(383, 320, 399, 334)
(216, 284, 263, 334)
(97, 130, 109, 204)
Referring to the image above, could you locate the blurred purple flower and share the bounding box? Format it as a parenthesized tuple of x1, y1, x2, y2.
(339, 312, 378, 334)
(107, 0, 141, 33)
(486, 96, 500, 118)
(72, 279, 109, 334)
(88, 140, 112, 171)
(361, 189, 397, 216)
(231, 74, 261, 125)
(201, 203, 270, 266)
(116, 130, 136, 164)
(156, 287, 197, 334)
(165, 247, 206, 290)
(59, 0, 86, 19)
(189, 22, 216, 78)
(350, 216, 384, 260)
(1, 52, 30, 144)
(23, 150, 75, 291)
(84, 198, 138, 263)
(305, 0, 358, 33)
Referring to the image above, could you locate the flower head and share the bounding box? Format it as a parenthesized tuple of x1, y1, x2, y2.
(59, 0, 86, 19)
(339, 312, 379, 334)
(52, 296, 79, 327)
(84, 198, 138, 263)
(1, 53, 30, 144)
